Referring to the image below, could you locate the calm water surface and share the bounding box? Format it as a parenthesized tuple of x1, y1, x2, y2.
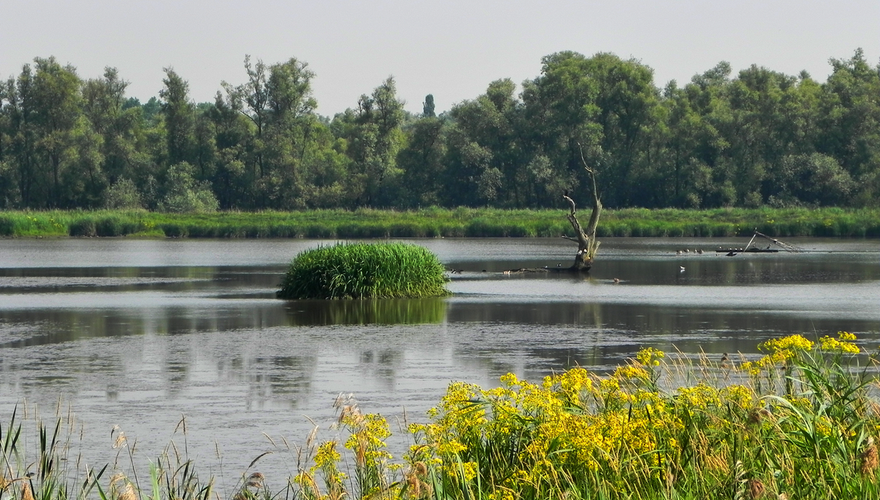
(0, 237, 878, 490)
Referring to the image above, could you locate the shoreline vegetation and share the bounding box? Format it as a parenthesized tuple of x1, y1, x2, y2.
(4, 333, 879, 499)
(1, 207, 879, 239)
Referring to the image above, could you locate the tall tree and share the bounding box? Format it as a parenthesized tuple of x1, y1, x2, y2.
(82, 67, 149, 198)
(576, 53, 660, 207)
(422, 94, 436, 118)
(262, 57, 318, 208)
(521, 52, 603, 207)
(445, 79, 525, 207)
(398, 115, 447, 207)
(817, 48, 880, 205)
(4, 58, 85, 208)
(341, 77, 405, 207)
(159, 68, 196, 167)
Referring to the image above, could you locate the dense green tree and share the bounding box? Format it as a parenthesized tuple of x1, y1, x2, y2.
(444, 79, 528, 207)
(3, 49, 880, 212)
(0, 76, 17, 207)
(521, 52, 603, 207)
(261, 57, 319, 208)
(339, 77, 405, 207)
(670, 62, 737, 207)
(159, 68, 196, 167)
(423, 94, 436, 118)
(581, 53, 661, 207)
(81, 68, 150, 200)
(774, 153, 855, 206)
(221, 56, 270, 182)
(222, 56, 320, 209)
(1, 58, 87, 208)
(656, 82, 716, 207)
(158, 161, 219, 212)
(207, 91, 253, 209)
(397, 115, 447, 207)
(104, 177, 143, 208)
(817, 49, 880, 205)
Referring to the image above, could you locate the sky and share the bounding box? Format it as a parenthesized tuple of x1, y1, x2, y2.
(2, 0, 878, 116)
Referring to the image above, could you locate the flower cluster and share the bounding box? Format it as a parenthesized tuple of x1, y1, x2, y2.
(741, 334, 815, 375)
(819, 331, 860, 354)
(636, 346, 666, 366)
(293, 332, 876, 500)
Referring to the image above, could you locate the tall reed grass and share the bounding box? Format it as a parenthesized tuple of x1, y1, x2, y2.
(0, 404, 224, 500)
(1, 208, 878, 238)
(276, 242, 450, 299)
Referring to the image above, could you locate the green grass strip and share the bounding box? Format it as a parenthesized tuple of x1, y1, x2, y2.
(1, 207, 879, 238)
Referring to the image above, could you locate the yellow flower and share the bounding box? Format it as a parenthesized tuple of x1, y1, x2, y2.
(819, 332, 860, 354)
(500, 372, 520, 387)
(838, 331, 857, 341)
(436, 439, 467, 455)
(758, 334, 814, 355)
(614, 365, 650, 381)
(677, 383, 721, 410)
(313, 440, 340, 469)
(740, 360, 761, 376)
(721, 384, 755, 408)
(743, 334, 817, 374)
(460, 461, 478, 481)
(636, 347, 665, 366)
(488, 489, 516, 500)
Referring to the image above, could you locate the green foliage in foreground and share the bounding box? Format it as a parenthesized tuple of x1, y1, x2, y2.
(277, 242, 450, 299)
(4, 333, 880, 500)
(1, 207, 880, 238)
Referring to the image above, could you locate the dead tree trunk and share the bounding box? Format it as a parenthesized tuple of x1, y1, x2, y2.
(562, 147, 602, 272)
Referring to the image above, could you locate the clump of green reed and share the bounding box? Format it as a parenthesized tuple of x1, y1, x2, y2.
(293, 332, 880, 500)
(0, 403, 106, 500)
(277, 242, 450, 300)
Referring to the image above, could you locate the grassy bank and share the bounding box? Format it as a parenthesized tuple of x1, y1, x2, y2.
(1, 207, 879, 239)
(4, 333, 880, 499)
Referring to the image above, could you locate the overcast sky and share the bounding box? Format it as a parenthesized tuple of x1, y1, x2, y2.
(3, 0, 878, 116)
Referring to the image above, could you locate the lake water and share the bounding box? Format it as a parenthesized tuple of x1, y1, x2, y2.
(1, 237, 878, 492)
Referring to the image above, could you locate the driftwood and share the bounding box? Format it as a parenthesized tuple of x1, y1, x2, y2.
(716, 229, 803, 255)
(560, 146, 602, 272)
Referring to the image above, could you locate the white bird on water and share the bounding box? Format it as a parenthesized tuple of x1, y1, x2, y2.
(680, 266, 686, 272)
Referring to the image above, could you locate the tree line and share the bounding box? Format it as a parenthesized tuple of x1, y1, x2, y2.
(1, 49, 878, 212)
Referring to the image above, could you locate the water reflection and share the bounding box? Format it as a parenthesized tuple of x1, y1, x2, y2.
(284, 298, 447, 325)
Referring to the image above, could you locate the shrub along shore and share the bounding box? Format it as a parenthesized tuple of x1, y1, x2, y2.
(4, 334, 880, 499)
(0, 207, 879, 239)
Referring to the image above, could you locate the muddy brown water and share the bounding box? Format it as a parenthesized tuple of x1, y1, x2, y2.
(1, 237, 877, 492)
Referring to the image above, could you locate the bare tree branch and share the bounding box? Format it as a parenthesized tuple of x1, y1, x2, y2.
(561, 143, 602, 271)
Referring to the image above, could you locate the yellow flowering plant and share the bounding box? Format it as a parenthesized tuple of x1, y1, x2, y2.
(288, 332, 880, 500)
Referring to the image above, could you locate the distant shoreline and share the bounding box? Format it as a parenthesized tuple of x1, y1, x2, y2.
(1, 207, 878, 239)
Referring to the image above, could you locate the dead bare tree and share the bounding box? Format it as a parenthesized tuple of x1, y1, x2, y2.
(561, 145, 602, 272)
